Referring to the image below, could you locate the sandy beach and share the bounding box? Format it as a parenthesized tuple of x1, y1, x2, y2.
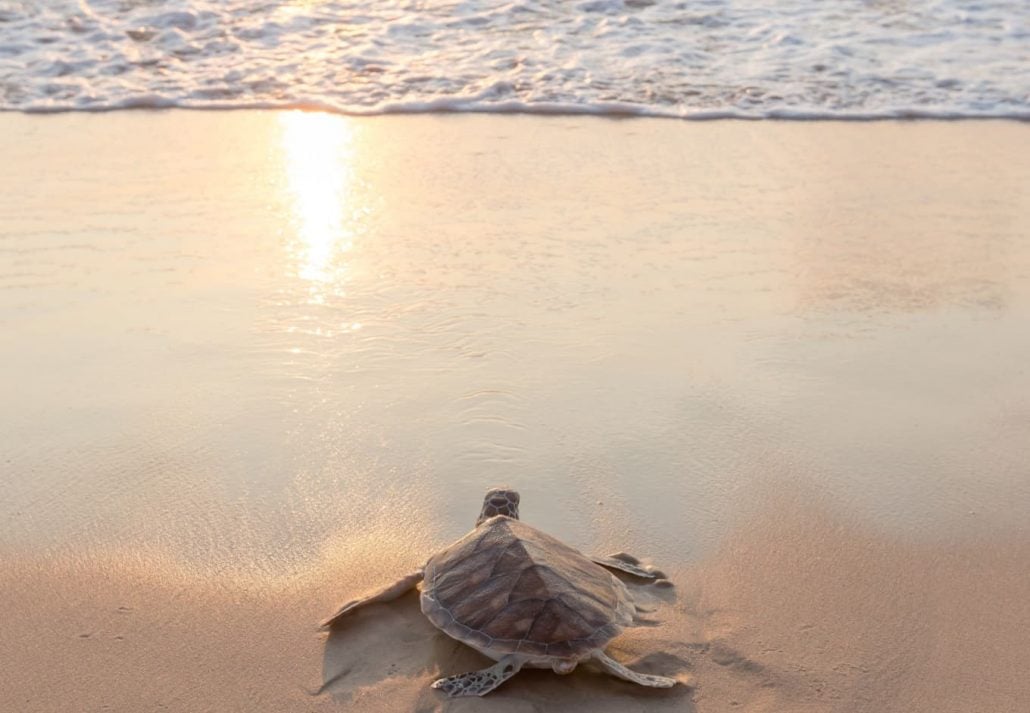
(2, 113, 1029, 712)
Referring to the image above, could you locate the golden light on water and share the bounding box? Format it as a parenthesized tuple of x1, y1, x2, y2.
(279, 111, 356, 292)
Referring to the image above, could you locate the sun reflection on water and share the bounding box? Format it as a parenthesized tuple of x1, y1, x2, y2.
(279, 111, 356, 297)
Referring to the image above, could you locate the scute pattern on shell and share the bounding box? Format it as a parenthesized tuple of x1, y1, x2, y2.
(421, 517, 635, 658)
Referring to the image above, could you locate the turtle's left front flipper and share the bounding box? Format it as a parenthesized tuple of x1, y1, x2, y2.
(320, 569, 423, 629)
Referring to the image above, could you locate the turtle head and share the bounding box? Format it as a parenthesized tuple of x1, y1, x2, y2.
(475, 488, 520, 526)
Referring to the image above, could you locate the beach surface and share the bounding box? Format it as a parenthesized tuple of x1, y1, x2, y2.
(1, 113, 1028, 712)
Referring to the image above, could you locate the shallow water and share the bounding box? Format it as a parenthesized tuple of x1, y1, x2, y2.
(1, 0, 1028, 117)
(1, 113, 1029, 712)
(2, 112, 1028, 574)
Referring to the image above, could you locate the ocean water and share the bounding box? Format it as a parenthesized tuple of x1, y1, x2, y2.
(0, 0, 1027, 118)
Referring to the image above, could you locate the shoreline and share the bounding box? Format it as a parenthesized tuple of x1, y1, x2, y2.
(4, 103, 1030, 122)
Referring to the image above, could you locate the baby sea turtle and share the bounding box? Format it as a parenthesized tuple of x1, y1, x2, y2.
(321, 487, 676, 697)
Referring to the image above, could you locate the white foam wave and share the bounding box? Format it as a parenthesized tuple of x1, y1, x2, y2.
(12, 96, 1030, 122)
(0, 0, 1027, 120)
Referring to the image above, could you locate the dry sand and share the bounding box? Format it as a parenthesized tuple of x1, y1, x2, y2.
(1, 113, 1028, 712)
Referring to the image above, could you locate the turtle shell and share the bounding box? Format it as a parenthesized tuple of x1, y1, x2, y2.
(420, 516, 635, 659)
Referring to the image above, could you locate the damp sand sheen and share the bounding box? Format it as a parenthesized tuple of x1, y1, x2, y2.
(1, 112, 1029, 712)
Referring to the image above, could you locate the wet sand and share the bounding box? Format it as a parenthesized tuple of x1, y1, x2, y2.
(1, 113, 1028, 712)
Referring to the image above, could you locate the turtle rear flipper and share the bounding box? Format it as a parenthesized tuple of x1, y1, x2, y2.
(431, 655, 524, 697)
(592, 650, 676, 688)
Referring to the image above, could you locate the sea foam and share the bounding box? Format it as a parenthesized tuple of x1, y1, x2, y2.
(0, 0, 1027, 119)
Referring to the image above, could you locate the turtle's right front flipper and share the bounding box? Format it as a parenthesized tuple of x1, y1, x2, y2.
(590, 552, 665, 579)
(320, 569, 423, 629)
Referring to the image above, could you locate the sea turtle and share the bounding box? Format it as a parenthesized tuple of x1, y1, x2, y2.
(321, 487, 676, 697)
